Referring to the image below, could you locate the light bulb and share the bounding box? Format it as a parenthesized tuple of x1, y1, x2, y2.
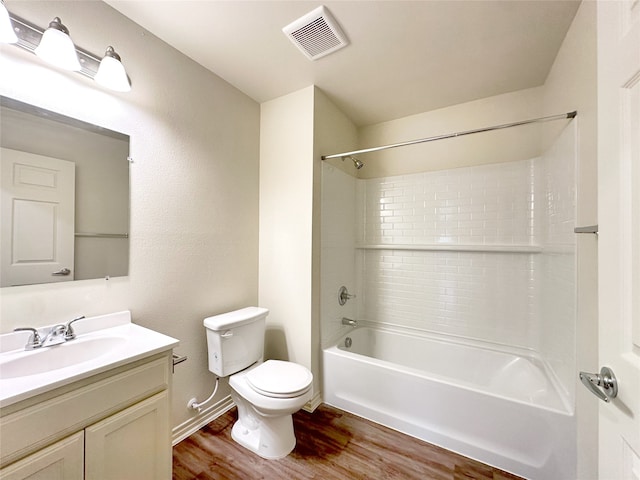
(0, 0, 17, 44)
(95, 46, 131, 92)
(34, 17, 80, 71)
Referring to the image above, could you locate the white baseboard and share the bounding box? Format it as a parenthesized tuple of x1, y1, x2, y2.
(303, 391, 322, 413)
(172, 391, 323, 445)
(172, 395, 235, 446)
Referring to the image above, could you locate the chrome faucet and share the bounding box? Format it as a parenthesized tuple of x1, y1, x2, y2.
(41, 324, 67, 347)
(14, 315, 85, 350)
(341, 317, 357, 327)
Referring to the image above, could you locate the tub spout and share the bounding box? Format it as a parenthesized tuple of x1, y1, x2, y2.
(342, 317, 357, 327)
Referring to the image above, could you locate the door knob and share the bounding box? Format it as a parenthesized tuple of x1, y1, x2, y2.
(579, 366, 618, 402)
(52, 268, 71, 276)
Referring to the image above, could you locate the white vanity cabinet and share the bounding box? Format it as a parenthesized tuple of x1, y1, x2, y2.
(0, 352, 173, 480)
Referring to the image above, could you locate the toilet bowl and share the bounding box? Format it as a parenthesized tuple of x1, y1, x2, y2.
(229, 360, 313, 458)
(203, 307, 313, 459)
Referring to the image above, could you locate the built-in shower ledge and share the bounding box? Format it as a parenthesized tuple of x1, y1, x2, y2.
(355, 244, 543, 253)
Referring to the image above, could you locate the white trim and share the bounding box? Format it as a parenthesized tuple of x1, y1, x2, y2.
(303, 391, 322, 413)
(172, 395, 234, 446)
(172, 392, 323, 444)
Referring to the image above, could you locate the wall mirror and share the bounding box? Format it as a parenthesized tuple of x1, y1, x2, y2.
(0, 96, 130, 287)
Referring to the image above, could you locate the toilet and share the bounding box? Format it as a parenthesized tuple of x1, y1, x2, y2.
(204, 307, 313, 459)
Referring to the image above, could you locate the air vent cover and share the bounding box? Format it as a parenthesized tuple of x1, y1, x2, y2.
(283, 6, 349, 61)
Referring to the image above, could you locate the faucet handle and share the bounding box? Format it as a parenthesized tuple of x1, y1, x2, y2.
(14, 327, 43, 349)
(338, 286, 356, 305)
(64, 315, 85, 340)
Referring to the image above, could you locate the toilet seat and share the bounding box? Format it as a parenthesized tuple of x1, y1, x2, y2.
(246, 360, 312, 398)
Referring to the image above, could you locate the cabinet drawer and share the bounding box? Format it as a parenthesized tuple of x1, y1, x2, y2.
(0, 356, 169, 467)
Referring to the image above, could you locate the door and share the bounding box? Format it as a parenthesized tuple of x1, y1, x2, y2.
(84, 391, 171, 480)
(0, 432, 84, 480)
(597, 0, 640, 478)
(0, 148, 75, 286)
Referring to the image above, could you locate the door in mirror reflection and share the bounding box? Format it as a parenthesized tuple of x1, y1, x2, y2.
(1, 148, 75, 286)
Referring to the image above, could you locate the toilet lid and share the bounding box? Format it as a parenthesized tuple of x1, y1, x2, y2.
(246, 360, 313, 398)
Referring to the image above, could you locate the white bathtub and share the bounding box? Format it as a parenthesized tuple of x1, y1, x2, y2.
(322, 325, 576, 480)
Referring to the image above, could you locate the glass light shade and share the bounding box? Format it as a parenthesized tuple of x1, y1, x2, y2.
(95, 47, 131, 92)
(34, 18, 81, 71)
(0, 1, 17, 43)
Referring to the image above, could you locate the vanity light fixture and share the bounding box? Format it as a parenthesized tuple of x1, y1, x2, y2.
(34, 17, 81, 71)
(95, 46, 131, 92)
(3, 9, 131, 92)
(0, 0, 17, 43)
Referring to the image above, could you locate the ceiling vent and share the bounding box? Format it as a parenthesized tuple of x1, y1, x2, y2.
(282, 6, 349, 61)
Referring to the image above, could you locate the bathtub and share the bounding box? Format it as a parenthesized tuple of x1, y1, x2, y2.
(322, 325, 575, 480)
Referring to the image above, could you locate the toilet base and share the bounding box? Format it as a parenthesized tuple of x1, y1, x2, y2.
(231, 413, 296, 459)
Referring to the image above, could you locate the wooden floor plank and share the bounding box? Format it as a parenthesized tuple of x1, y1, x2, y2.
(173, 404, 525, 480)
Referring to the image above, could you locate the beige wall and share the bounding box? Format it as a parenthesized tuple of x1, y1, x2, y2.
(0, 0, 260, 434)
(259, 86, 315, 373)
(258, 86, 358, 406)
(357, 86, 544, 178)
(542, 2, 599, 479)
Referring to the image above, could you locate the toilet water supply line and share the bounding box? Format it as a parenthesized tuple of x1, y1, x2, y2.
(188, 377, 220, 412)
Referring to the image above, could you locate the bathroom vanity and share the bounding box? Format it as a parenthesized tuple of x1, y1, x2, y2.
(0, 312, 178, 479)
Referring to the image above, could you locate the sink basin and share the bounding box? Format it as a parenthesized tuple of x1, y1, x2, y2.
(0, 335, 127, 379)
(0, 311, 179, 408)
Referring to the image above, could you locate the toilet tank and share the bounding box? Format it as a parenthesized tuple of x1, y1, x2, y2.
(203, 307, 269, 377)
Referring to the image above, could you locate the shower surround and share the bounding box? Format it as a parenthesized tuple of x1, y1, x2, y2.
(320, 124, 577, 477)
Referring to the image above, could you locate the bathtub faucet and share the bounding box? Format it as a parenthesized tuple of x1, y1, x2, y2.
(341, 317, 357, 327)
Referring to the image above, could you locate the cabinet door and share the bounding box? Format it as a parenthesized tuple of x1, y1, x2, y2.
(0, 432, 83, 480)
(84, 391, 171, 480)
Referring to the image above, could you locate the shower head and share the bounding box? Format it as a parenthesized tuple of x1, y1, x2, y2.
(343, 155, 364, 170)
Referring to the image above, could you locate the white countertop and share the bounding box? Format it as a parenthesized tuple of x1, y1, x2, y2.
(0, 311, 179, 408)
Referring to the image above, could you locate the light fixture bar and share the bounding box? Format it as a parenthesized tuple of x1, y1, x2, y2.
(9, 13, 105, 80)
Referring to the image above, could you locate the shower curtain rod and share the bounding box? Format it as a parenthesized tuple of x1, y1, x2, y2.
(321, 110, 577, 160)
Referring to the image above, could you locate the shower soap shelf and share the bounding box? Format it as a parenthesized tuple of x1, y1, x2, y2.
(356, 244, 543, 253)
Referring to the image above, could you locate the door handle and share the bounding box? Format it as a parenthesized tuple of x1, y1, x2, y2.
(579, 366, 618, 402)
(52, 268, 71, 276)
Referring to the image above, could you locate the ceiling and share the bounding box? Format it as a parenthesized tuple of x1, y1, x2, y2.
(106, 0, 581, 127)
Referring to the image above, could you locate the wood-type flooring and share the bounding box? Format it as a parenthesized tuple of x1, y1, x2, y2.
(173, 404, 524, 480)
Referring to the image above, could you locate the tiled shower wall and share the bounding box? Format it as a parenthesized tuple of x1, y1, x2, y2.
(356, 159, 539, 247)
(355, 159, 543, 349)
(321, 124, 576, 397)
(356, 126, 575, 393)
(321, 165, 357, 345)
(538, 124, 577, 400)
